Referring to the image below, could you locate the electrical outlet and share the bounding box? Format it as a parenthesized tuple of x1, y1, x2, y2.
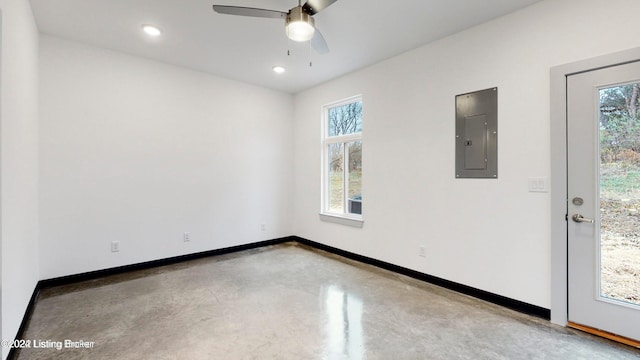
(419, 246, 426, 257)
(111, 241, 120, 252)
(183, 232, 191, 242)
(260, 223, 267, 231)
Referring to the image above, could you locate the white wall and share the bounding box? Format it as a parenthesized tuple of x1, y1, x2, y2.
(292, 0, 640, 310)
(39, 35, 293, 279)
(0, 0, 39, 358)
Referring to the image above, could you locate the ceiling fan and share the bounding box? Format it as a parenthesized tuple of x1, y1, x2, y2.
(212, 0, 338, 54)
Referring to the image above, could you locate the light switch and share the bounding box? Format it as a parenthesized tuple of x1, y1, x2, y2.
(528, 177, 549, 192)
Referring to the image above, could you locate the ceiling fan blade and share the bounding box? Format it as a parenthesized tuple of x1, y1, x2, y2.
(212, 5, 287, 19)
(302, 0, 338, 15)
(311, 28, 329, 54)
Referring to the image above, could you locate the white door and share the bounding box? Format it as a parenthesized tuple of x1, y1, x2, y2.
(567, 61, 640, 342)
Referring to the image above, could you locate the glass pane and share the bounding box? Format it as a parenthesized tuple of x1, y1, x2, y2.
(328, 143, 344, 213)
(347, 141, 362, 215)
(328, 101, 362, 137)
(599, 83, 640, 306)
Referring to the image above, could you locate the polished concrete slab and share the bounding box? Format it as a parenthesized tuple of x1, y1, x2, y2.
(14, 242, 640, 359)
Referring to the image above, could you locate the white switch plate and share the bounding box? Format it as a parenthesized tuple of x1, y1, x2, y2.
(111, 241, 120, 252)
(528, 177, 549, 193)
(183, 232, 191, 242)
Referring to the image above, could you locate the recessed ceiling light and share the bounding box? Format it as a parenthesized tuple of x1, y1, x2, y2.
(272, 65, 286, 74)
(142, 24, 162, 37)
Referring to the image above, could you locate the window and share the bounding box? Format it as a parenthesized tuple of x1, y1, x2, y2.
(322, 96, 362, 224)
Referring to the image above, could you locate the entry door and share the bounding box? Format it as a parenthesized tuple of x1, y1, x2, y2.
(567, 61, 640, 342)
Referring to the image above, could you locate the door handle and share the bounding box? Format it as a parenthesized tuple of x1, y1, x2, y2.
(572, 214, 595, 224)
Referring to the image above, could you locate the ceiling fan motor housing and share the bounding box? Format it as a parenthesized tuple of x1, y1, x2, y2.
(286, 6, 315, 42)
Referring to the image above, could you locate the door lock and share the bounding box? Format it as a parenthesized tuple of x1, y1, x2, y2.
(572, 214, 594, 224)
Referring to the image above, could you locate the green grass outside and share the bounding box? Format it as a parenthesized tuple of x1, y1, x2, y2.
(329, 170, 361, 212)
(601, 161, 640, 199)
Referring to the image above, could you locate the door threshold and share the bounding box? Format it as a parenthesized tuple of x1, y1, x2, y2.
(568, 321, 640, 348)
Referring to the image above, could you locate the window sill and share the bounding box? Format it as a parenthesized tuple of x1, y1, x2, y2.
(319, 213, 364, 228)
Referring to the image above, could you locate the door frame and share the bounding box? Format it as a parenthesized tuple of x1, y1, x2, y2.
(550, 47, 640, 326)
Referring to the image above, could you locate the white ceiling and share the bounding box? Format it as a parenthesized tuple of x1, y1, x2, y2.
(29, 0, 542, 93)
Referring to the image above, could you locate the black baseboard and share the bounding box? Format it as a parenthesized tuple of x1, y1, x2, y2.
(7, 286, 41, 360)
(9, 234, 550, 359)
(38, 237, 293, 289)
(293, 236, 551, 320)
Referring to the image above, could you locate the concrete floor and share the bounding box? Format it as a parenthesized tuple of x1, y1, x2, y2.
(14, 242, 640, 359)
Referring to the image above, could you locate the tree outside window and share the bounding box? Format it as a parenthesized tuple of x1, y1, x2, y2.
(323, 97, 362, 217)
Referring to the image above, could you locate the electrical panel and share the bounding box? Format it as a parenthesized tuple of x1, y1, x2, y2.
(455, 87, 498, 179)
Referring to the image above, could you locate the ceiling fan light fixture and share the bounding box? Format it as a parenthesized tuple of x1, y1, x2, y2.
(285, 6, 315, 42)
